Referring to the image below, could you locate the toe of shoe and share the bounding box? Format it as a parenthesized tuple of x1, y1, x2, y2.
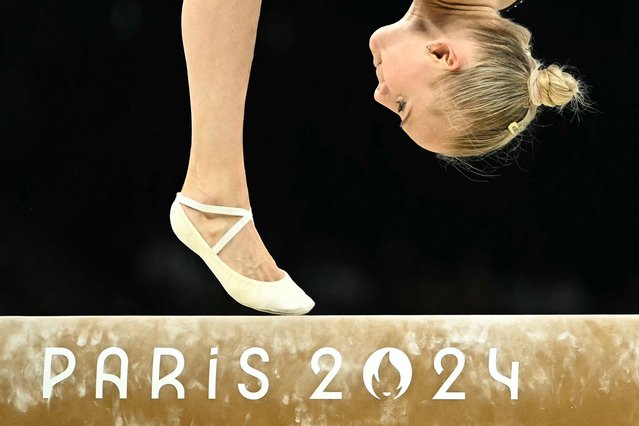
(258, 284, 315, 315)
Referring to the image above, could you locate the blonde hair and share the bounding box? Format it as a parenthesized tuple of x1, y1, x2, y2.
(435, 17, 589, 158)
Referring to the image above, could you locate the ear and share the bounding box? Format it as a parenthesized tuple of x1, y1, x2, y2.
(426, 41, 463, 71)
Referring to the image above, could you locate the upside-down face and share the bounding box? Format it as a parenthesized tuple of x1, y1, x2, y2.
(368, 2, 497, 154)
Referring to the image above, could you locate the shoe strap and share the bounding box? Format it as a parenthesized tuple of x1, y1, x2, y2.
(176, 192, 253, 255)
(176, 192, 252, 217)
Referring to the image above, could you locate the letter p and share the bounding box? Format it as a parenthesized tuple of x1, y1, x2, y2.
(43, 347, 76, 399)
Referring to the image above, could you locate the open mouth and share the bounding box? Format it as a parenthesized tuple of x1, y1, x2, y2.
(375, 64, 384, 82)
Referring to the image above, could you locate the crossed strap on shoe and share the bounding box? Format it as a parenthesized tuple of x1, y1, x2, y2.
(175, 192, 253, 255)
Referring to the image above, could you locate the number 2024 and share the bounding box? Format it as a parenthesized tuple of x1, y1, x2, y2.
(309, 347, 519, 400)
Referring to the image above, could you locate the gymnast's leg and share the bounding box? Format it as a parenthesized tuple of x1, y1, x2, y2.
(178, 0, 283, 282)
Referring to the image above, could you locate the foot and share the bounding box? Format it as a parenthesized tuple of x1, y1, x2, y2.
(180, 204, 285, 282)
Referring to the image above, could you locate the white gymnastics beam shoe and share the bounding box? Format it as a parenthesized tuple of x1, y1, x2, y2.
(169, 192, 315, 315)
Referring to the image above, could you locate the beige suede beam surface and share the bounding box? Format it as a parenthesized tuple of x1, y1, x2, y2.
(0, 315, 638, 425)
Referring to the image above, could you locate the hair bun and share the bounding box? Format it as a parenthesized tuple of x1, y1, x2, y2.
(529, 64, 580, 108)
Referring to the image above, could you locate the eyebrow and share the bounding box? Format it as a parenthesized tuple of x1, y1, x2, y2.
(399, 107, 412, 130)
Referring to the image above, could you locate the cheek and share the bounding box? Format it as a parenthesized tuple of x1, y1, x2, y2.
(378, 45, 418, 95)
(380, 64, 405, 94)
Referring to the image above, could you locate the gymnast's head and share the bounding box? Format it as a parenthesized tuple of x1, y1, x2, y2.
(369, 0, 588, 158)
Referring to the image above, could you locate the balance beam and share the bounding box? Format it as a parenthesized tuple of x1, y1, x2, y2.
(1, 315, 637, 424)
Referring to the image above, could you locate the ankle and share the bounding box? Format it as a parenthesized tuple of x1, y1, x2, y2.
(180, 184, 250, 209)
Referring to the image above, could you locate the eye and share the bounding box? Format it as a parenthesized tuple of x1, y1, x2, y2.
(396, 98, 406, 113)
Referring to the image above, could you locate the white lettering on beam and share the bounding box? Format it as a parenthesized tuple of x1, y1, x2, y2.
(237, 347, 269, 400)
(151, 348, 185, 399)
(43, 347, 76, 399)
(310, 347, 344, 400)
(488, 347, 519, 400)
(40, 346, 521, 401)
(209, 347, 218, 399)
(96, 347, 129, 399)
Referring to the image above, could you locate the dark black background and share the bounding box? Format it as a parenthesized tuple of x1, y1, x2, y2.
(1, 0, 637, 315)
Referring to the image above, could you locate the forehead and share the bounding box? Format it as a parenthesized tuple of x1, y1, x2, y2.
(402, 100, 453, 155)
(402, 85, 452, 154)
(404, 123, 448, 154)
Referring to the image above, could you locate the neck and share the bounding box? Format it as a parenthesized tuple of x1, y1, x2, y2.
(412, 1, 501, 18)
(409, 1, 500, 33)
